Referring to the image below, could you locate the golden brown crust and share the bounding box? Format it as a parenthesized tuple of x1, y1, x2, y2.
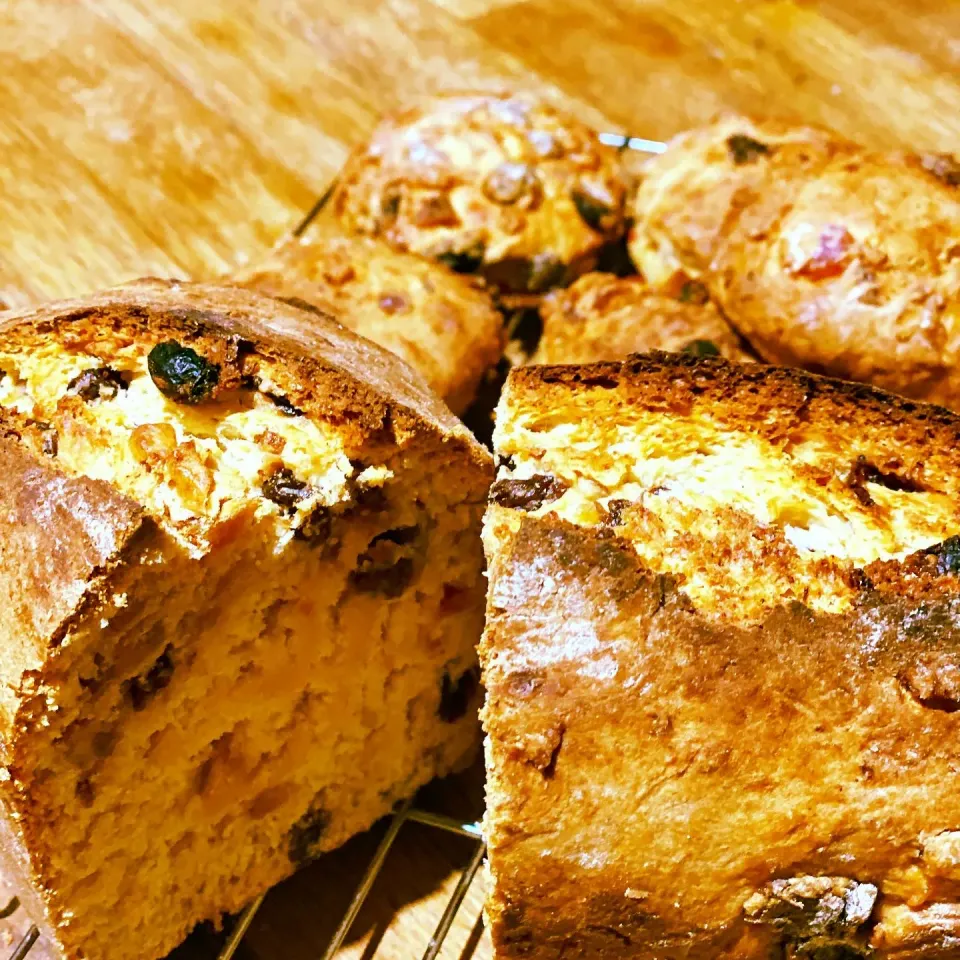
(532, 272, 754, 364)
(482, 513, 960, 959)
(331, 92, 627, 294)
(231, 221, 504, 413)
(630, 116, 960, 407)
(0, 278, 488, 467)
(0, 436, 149, 754)
(507, 350, 960, 453)
(482, 353, 960, 959)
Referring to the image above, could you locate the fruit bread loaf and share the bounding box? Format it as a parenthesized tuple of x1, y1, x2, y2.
(330, 92, 627, 297)
(231, 220, 504, 414)
(481, 352, 960, 959)
(0, 279, 492, 960)
(532, 272, 754, 364)
(630, 116, 960, 407)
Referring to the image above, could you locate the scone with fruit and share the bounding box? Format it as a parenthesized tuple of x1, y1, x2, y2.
(482, 352, 960, 959)
(231, 220, 503, 414)
(630, 115, 960, 406)
(0, 279, 491, 960)
(331, 92, 627, 297)
(533, 272, 753, 364)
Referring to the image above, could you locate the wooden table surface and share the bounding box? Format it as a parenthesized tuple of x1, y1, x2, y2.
(1, 1, 959, 958)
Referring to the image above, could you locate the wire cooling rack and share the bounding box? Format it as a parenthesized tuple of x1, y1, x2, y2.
(215, 799, 487, 960)
(1, 800, 485, 960)
(2, 129, 663, 960)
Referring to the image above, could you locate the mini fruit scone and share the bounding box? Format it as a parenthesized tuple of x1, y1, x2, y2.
(481, 352, 960, 959)
(0, 280, 491, 960)
(330, 92, 628, 296)
(630, 116, 960, 407)
(532, 272, 754, 364)
(231, 220, 504, 415)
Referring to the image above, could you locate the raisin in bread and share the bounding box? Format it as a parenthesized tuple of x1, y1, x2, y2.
(481, 353, 960, 959)
(0, 279, 491, 960)
(532, 272, 754, 364)
(231, 220, 504, 414)
(330, 92, 627, 297)
(630, 116, 960, 406)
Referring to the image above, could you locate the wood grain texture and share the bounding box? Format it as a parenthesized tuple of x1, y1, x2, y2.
(0, 1, 959, 957)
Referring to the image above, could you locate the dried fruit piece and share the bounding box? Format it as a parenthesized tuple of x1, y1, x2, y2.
(727, 134, 771, 165)
(320, 254, 356, 286)
(921, 152, 960, 188)
(296, 505, 333, 545)
(414, 193, 460, 228)
(438, 667, 479, 722)
(379, 189, 402, 223)
(678, 281, 710, 305)
(437, 246, 485, 274)
(148, 341, 220, 404)
(129, 422, 177, 464)
(571, 183, 617, 231)
(490, 475, 569, 510)
(261, 466, 310, 510)
(169, 442, 215, 511)
(125, 645, 175, 712)
(483, 163, 538, 205)
(67, 366, 129, 401)
(378, 293, 410, 315)
(789, 225, 855, 281)
(255, 430, 286, 454)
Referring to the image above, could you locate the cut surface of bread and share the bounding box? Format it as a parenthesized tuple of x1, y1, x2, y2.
(630, 115, 960, 407)
(481, 353, 960, 959)
(532, 272, 754, 365)
(331, 92, 627, 295)
(231, 220, 504, 414)
(0, 280, 492, 960)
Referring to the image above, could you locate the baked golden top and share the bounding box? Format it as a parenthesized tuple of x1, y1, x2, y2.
(0, 279, 490, 552)
(231, 221, 503, 414)
(533, 272, 753, 364)
(331, 92, 627, 293)
(481, 509, 960, 959)
(492, 353, 960, 621)
(630, 116, 960, 407)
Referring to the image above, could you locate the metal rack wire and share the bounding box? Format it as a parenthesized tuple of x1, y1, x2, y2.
(2, 129, 662, 960)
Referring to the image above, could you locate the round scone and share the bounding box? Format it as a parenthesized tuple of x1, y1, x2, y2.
(631, 116, 960, 407)
(532, 272, 754, 364)
(231, 221, 503, 414)
(330, 92, 628, 295)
